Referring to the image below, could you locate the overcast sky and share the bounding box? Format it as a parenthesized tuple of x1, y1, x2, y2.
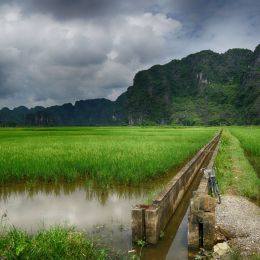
(0, 0, 259, 109)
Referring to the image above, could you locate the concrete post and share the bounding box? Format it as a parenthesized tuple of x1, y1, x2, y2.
(144, 207, 160, 244)
(132, 206, 146, 241)
(188, 193, 216, 251)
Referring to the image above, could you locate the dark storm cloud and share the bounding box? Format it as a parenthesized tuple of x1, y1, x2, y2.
(163, 0, 259, 20)
(20, 0, 124, 19)
(3, 0, 260, 24)
(0, 50, 21, 99)
(8, 0, 156, 20)
(0, 0, 259, 108)
(18, 0, 259, 25)
(50, 34, 111, 67)
(0, 65, 10, 97)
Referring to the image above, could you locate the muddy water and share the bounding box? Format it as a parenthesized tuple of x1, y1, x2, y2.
(0, 163, 200, 259)
(0, 182, 147, 250)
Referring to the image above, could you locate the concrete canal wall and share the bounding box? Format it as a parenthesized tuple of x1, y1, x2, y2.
(132, 131, 222, 244)
(188, 135, 221, 252)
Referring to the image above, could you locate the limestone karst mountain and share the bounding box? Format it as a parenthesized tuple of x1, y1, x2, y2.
(1, 44, 259, 126)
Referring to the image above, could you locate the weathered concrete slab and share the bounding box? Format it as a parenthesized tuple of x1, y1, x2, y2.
(132, 206, 146, 241)
(188, 194, 216, 250)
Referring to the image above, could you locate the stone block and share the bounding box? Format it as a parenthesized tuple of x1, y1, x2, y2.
(202, 212, 215, 250)
(190, 194, 216, 213)
(132, 207, 145, 242)
(145, 207, 160, 244)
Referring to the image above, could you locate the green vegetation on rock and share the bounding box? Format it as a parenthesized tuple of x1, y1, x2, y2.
(127, 48, 255, 125)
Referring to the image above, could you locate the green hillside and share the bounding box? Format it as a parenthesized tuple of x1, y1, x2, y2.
(125, 47, 257, 125)
(0, 45, 259, 126)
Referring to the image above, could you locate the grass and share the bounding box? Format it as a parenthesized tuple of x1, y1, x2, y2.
(227, 248, 260, 260)
(0, 225, 115, 260)
(230, 127, 260, 176)
(215, 129, 260, 201)
(0, 127, 216, 185)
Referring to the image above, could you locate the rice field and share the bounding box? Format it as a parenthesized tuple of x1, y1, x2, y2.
(215, 128, 260, 200)
(0, 127, 217, 185)
(230, 127, 260, 175)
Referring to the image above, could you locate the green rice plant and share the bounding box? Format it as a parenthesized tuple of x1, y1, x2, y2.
(230, 127, 260, 176)
(215, 129, 260, 201)
(0, 127, 217, 185)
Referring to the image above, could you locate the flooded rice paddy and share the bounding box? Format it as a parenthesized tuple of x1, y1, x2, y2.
(0, 167, 202, 259)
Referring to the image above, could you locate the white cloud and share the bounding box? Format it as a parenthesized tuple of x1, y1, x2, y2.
(127, 13, 181, 36)
(0, 6, 182, 108)
(0, 1, 259, 109)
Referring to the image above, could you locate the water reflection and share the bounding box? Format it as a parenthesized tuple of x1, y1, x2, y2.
(0, 182, 151, 251)
(0, 163, 193, 258)
(0, 181, 153, 202)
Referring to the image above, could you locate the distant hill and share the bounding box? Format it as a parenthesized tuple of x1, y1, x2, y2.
(1, 44, 259, 126)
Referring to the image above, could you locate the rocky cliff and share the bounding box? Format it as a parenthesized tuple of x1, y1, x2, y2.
(1, 44, 259, 126)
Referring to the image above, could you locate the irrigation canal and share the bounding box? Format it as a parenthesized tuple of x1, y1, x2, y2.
(0, 134, 220, 259)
